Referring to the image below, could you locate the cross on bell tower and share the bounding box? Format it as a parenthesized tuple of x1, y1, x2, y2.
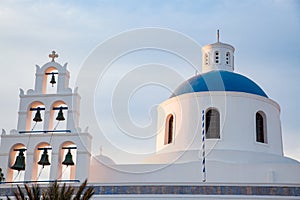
(49, 51, 58, 62)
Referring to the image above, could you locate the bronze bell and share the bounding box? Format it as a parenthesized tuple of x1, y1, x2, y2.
(11, 149, 26, 171)
(50, 73, 56, 87)
(33, 107, 42, 122)
(62, 149, 74, 166)
(56, 107, 65, 121)
(38, 148, 51, 167)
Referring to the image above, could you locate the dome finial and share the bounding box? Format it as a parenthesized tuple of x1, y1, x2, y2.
(217, 29, 220, 43)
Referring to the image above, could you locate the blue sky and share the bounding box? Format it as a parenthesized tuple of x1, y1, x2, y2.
(0, 0, 299, 163)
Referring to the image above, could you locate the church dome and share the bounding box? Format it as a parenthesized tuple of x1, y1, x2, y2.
(94, 154, 116, 165)
(171, 70, 268, 98)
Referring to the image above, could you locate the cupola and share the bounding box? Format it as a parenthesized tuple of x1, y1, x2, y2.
(202, 30, 235, 73)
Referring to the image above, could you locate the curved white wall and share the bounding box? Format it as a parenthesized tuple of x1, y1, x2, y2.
(156, 92, 283, 158)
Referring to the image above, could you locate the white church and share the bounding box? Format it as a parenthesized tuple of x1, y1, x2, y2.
(0, 36, 300, 199)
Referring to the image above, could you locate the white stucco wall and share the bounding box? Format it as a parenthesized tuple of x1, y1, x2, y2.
(156, 92, 283, 157)
(88, 90, 300, 184)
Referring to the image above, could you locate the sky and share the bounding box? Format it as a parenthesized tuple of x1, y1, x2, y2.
(0, 0, 300, 163)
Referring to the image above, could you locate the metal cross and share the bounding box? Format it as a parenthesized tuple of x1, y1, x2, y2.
(49, 50, 58, 62)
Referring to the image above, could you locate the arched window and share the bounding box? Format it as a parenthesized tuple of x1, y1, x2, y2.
(60, 142, 77, 180)
(256, 112, 267, 143)
(226, 52, 230, 65)
(28, 101, 45, 132)
(205, 109, 220, 139)
(34, 143, 52, 181)
(205, 53, 209, 65)
(8, 143, 26, 182)
(50, 101, 68, 131)
(214, 51, 220, 64)
(44, 67, 58, 94)
(165, 114, 174, 144)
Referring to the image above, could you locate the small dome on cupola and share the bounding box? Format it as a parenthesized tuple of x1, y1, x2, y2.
(202, 30, 235, 73)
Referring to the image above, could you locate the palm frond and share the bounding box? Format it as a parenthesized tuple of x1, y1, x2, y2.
(25, 184, 34, 200)
(10, 179, 94, 200)
(6, 195, 12, 200)
(59, 183, 66, 200)
(45, 181, 59, 200)
(81, 187, 95, 200)
(41, 190, 49, 200)
(14, 185, 25, 200)
(73, 180, 87, 200)
(73, 180, 94, 200)
(31, 184, 41, 200)
(65, 185, 75, 200)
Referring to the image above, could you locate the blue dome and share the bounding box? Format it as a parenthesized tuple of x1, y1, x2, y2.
(171, 70, 268, 98)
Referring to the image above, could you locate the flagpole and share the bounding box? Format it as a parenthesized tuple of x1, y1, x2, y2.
(201, 110, 206, 182)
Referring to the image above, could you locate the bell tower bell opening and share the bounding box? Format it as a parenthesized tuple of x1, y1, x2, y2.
(44, 67, 59, 94)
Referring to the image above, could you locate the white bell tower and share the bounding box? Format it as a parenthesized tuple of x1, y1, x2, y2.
(0, 51, 91, 183)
